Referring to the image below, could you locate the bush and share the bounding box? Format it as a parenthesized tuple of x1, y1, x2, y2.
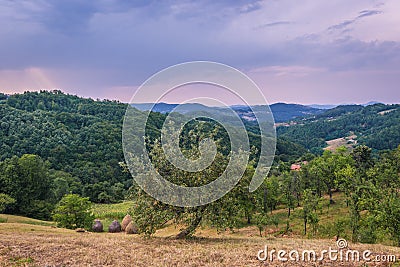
(0, 193, 15, 213)
(358, 216, 379, 244)
(53, 194, 94, 230)
(20, 200, 54, 220)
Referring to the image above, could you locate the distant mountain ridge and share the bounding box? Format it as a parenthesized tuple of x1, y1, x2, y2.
(269, 103, 323, 122)
(307, 101, 383, 110)
(131, 102, 324, 123)
(307, 104, 338, 110)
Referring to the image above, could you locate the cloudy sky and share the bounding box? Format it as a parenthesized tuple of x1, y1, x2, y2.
(0, 0, 399, 104)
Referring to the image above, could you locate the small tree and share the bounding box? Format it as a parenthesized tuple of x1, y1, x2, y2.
(380, 193, 400, 246)
(302, 189, 320, 236)
(333, 218, 348, 240)
(254, 213, 269, 237)
(53, 194, 94, 230)
(281, 173, 296, 218)
(308, 213, 320, 236)
(254, 213, 279, 237)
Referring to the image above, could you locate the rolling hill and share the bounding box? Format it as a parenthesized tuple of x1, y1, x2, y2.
(277, 104, 400, 153)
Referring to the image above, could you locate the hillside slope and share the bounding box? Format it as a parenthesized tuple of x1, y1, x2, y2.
(277, 104, 400, 153)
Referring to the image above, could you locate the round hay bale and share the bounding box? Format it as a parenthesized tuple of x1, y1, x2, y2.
(121, 214, 132, 231)
(125, 221, 139, 235)
(108, 220, 122, 233)
(92, 219, 103, 232)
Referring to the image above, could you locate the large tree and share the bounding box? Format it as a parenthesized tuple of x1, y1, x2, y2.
(128, 115, 261, 238)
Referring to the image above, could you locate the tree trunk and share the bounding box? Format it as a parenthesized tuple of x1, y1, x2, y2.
(176, 207, 205, 239)
(263, 187, 268, 213)
(246, 210, 252, 224)
(329, 188, 334, 205)
(317, 179, 322, 197)
(304, 218, 307, 235)
(297, 193, 300, 207)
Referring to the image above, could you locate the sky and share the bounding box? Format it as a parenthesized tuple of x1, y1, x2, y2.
(0, 0, 399, 105)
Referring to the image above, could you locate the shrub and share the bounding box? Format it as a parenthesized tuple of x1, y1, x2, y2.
(0, 193, 15, 213)
(53, 194, 94, 230)
(20, 200, 54, 220)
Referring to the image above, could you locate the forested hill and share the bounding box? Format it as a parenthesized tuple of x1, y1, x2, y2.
(0, 91, 131, 203)
(0, 91, 305, 205)
(277, 103, 400, 153)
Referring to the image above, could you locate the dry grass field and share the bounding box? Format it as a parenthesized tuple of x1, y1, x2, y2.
(1, 194, 400, 266)
(325, 134, 357, 151)
(1, 221, 400, 267)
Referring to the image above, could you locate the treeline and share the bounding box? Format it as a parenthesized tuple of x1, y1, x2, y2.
(0, 154, 125, 219)
(277, 104, 400, 153)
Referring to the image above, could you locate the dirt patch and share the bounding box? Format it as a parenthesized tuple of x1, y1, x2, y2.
(378, 109, 397, 115)
(325, 135, 357, 151)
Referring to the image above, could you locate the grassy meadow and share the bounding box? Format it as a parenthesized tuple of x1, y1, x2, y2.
(2, 193, 400, 266)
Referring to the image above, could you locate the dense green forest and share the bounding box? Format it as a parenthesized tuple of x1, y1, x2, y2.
(0, 91, 130, 205)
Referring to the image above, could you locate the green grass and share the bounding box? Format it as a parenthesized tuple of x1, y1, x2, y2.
(252, 192, 397, 246)
(249, 192, 355, 239)
(92, 201, 133, 227)
(8, 256, 35, 267)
